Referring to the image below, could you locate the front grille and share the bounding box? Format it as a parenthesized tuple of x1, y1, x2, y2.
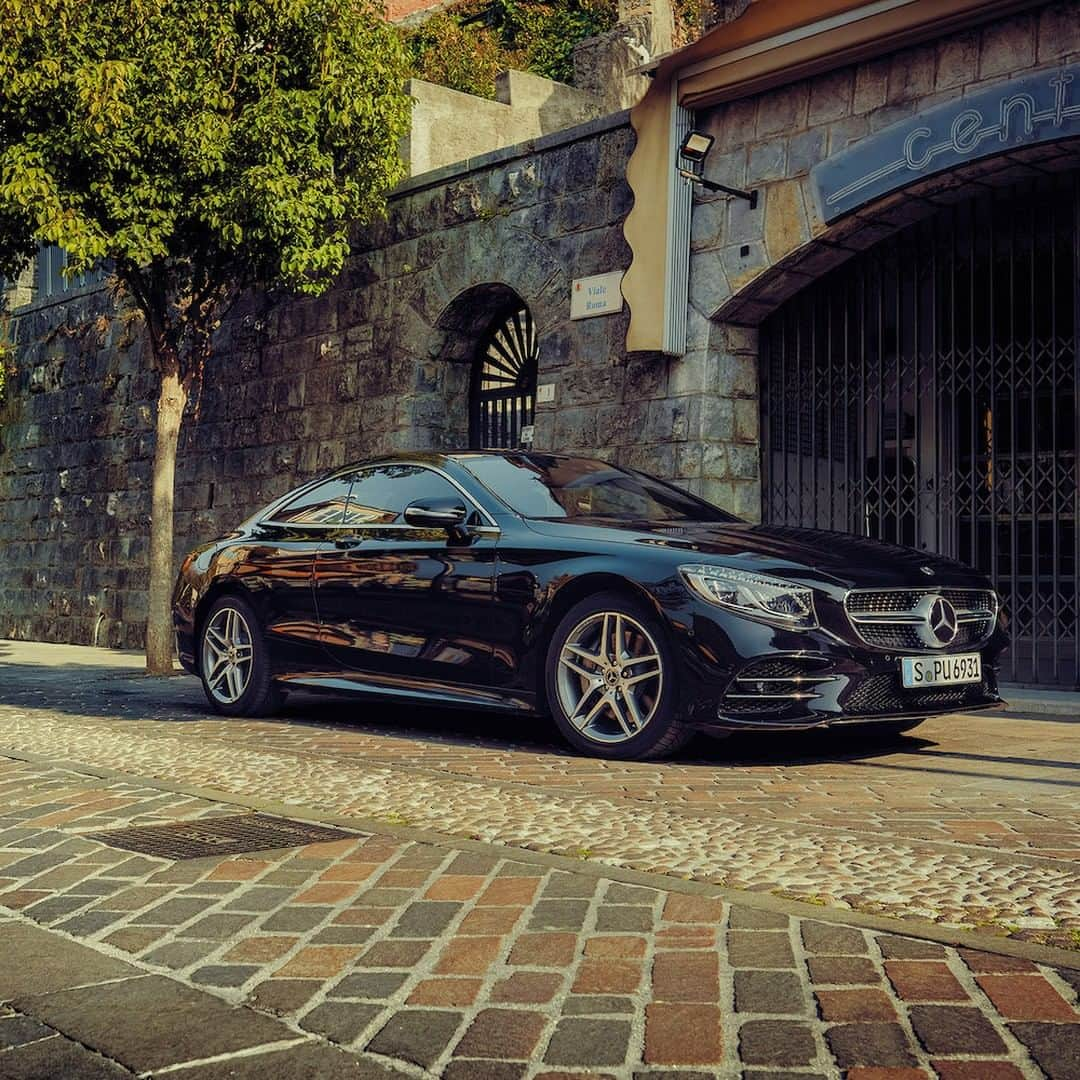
(721, 657, 838, 715)
(845, 588, 997, 652)
(842, 673, 994, 716)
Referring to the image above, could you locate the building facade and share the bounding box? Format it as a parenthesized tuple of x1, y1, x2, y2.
(619, 0, 1079, 687)
(1, 0, 1077, 687)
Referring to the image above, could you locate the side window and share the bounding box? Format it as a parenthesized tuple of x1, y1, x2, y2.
(267, 476, 353, 525)
(345, 465, 465, 525)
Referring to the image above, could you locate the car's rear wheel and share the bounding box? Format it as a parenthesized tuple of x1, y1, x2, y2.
(198, 595, 282, 717)
(545, 591, 691, 761)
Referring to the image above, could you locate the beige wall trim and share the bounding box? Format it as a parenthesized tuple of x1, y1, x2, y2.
(676, 0, 916, 83)
(678, 0, 1040, 107)
(623, 75, 675, 353)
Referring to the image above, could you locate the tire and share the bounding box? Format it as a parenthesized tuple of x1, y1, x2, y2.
(198, 594, 283, 717)
(544, 590, 692, 761)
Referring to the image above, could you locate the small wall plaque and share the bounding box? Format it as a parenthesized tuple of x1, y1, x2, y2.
(570, 271, 624, 320)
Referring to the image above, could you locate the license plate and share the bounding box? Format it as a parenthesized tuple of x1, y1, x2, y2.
(901, 653, 981, 688)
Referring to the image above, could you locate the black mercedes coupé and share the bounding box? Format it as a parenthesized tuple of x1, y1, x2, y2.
(173, 451, 1006, 759)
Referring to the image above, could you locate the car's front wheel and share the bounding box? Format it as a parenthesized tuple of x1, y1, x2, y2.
(545, 591, 692, 761)
(198, 595, 282, 717)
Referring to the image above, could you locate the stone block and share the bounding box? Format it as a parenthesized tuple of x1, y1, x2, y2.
(869, 101, 916, 132)
(675, 442, 703, 479)
(700, 477, 736, 512)
(732, 478, 762, 520)
(1038, 2, 1080, 62)
(733, 399, 760, 444)
(980, 12, 1036, 78)
(721, 240, 768, 292)
(887, 43, 936, 102)
(717, 351, 758, 398)
(722, 324, 758, 356)
(764, 180, 810, 264)
(809, 69, 853, 124)
(688, 255, 731, 319)
(559, 189, 610, 234)
(645, 398, 689, 443)
(624, 353, 669, 401)
(709, 98, 756, 152)
(667, 350, 709, 398)
(595, 400, 649, 447)
(609, 180, 635, 221)
(554, 407, 598, 453)
(854, 58, 888, 113)
(936, 29, 979, 89)
(728, 444, 759, 479)
(701, 397, 734, 442)
(748, 141, 787, 184)
(629, 441, 678, 478)
(757, 83, 808, 137)
(690, 199, 726, 253)
(787, 128, 826, 177)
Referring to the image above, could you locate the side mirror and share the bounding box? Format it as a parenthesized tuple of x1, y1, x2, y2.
(403, 498, 469, 533)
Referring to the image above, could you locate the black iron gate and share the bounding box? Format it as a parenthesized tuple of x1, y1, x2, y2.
(469, 305, 538, 449)
(761, 173, 1080, 688)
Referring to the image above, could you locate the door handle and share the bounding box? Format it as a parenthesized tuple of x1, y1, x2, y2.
(334, 537, 364, 550)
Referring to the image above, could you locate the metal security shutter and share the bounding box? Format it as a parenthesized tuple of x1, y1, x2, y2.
(761, 173, 1079, 688)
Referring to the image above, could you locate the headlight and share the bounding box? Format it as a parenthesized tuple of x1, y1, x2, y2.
(679, 564, 818, 629)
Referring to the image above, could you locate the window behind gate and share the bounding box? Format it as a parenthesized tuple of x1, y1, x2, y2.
(469, 305, 538, 450)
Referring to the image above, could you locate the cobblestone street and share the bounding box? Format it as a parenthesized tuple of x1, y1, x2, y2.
(1, 640, 1079, 1078)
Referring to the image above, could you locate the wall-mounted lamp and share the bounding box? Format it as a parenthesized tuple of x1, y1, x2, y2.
(678, 129, 758, 209)
(679, 130, 715, 162)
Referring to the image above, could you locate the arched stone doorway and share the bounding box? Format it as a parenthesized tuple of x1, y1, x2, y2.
(428, 283, 539, 451)
(470, 302, 538, 449)
(758, 172, 1079, 688)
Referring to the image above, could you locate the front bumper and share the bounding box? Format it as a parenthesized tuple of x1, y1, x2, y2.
(709, 654, 1003, 731)
(669, 596, 1006, 732)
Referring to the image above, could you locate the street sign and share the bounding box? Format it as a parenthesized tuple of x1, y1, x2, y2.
(570, 271, 624, 320)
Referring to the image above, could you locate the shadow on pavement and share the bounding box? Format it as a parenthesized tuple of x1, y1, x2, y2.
(0, 647, 950, 770)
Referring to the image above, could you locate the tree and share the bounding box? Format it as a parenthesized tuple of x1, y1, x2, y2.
(0, 0, 412, 672)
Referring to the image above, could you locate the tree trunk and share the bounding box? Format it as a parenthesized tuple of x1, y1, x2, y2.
(145, 365, 188, 674)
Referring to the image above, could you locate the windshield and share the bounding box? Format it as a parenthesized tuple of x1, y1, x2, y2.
(457, 453, 742, 524)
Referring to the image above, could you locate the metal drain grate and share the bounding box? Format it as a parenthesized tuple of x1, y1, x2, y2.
(86, 814, 358, 860)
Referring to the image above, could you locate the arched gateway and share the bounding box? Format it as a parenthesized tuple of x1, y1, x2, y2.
(760, 172, 1080, 688)
(470, 303, 538, 450)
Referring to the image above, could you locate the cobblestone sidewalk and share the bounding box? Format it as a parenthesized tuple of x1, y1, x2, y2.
(2, 757, 1079, 1079)
(2, 704, 1078, 944)
(2, 641, 1078, 944)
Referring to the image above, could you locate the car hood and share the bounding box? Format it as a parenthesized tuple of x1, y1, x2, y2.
(522, 518, 988, 592)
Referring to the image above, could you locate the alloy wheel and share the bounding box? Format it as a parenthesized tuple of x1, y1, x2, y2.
(201, 606, 254, 705)
(555, 611, 663, 744)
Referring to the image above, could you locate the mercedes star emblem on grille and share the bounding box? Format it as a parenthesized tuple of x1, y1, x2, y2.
(919, 595, 959, 647)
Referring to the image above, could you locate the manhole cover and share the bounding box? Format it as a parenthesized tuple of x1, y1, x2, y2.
(86, 814, 358, 860)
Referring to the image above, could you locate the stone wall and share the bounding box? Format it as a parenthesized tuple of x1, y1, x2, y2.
(0, 112, 728, 648)
(403, 74, 605, 176)
(685, 0, 1080, 518)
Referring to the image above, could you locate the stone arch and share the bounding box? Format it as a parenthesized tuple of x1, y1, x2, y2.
(400, 220, 569, 450)
(713, 137, 1080, 327)
(415, 282, 533, 450)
